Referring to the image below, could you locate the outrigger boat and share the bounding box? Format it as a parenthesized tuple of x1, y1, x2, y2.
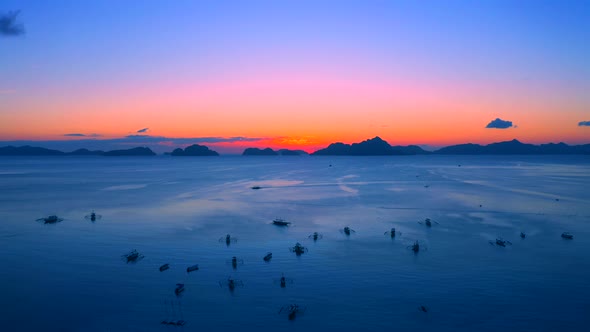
(175, 283, 185, 295)
(561, 232, 574, 239)
(272, 218, 291, 226)
(37, 215, 63, 224)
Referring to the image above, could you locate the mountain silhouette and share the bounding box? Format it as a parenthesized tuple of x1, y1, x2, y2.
(1, 139, 589, 156)
(434, 139, 590, 154)
(242, 147, 308, 155)
(312, 137, 429, 155)
(0, 145, 64, 156)
(101, 147, 156, 156)
(243, 148, 278, 156)
(171, 144, 219, 156)
(277, 149, 308, 155)
(68, 148, 104, 156)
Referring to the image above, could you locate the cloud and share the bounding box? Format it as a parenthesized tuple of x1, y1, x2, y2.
(578, 121, 590, 127)
(0, 11, 25, 37)
(64, 133, 103, 137)
(486, 118, 514, 129)
(137, 128, 149, 133)
(120, 135, 263, 145)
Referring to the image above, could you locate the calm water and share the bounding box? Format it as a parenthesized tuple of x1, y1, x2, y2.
(1, 155, 589, 331)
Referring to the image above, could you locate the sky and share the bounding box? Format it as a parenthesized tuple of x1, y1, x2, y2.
(1, 0, 589, 153)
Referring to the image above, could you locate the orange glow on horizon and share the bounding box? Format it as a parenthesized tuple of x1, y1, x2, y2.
(1, 67, 588, 149)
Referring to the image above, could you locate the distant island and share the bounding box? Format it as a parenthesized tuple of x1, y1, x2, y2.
(312, 137, 430, 155)
(313, 137, 590, 155)
(1, 138, 589, 156)
(434, 139, 590, 155)
(0, 146, 156, 156)
(171, 144, 219, 156)
(242, 148, 308, 156)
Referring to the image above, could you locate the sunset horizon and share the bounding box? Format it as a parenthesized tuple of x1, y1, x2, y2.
(2, 1, 588, 152)
(1, 2, 589, 331)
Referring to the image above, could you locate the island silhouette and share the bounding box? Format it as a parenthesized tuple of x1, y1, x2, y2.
(1, 137, 589, 156)
(0, 146, 156, 156)
(312, 137, 430, 155)
(171, 144, 219, 156)
(242, 148, 308, 156)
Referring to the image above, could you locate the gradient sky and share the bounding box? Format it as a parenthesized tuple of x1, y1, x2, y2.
(1, 0, 589, 153)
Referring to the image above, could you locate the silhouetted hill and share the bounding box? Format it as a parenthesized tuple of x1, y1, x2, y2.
(171, 144, 219, 156)
(67, 148, 104, 155)
(434, 139, 590, 155)
(312, 137, 429, 155)
(242, 147, 308, 155)
(391, 145, 431, 155)
(243, 148, 278, 156)
(0, 146, 64, 156)
(102, 147, 156, 156)
(277, 149, 308, 155)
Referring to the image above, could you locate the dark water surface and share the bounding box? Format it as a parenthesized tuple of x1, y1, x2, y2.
(1, 155, 589, 331)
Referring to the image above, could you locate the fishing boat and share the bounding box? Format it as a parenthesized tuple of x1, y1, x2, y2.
(272, 218, 290, 226)
(186, 264, 199, 272)
(561, 232, 573, 239)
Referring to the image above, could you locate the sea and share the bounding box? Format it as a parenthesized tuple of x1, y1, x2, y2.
(0, 155, 589, 332)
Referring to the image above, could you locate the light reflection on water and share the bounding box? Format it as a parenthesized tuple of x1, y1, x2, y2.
(0, 155, 589, 331)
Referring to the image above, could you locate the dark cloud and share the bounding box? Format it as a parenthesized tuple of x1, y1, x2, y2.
(121, 135, 262, 144)
(137, 128, 149, 133)
(486, 118, 514, 129)
(64, 133, 102, 137)
(0, 11, 25, 37)
(578, 121, 590, 127)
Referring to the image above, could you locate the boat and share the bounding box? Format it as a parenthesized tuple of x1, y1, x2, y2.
(186, 264, 199, 272)
(272, 218, 290, 226)
(175, 283, 185, 295)
(263, 252, 272, 262)
(561, 232, 574, 239)
(159, 263, 170, 272)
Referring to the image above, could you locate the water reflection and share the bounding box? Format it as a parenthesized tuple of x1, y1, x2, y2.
(0, 156, 589, 331)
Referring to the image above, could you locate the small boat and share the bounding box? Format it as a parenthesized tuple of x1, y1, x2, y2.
(175, 283, 185, 295)
(161, 320, 186, 327)
(561, 232, 573, 239)
(186, 264, 199, 272)
(496, 239, 507, 247)
(122, 249, 144, 263)
(263, 252, 272, 262)
(520, 232, 526, 239)
(290, 243, 307, 256)
(251, 186, 262, 190)
(272, 218, 290, 226)
(37, 215, 64, 224)
(159, 263, 170, 272)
